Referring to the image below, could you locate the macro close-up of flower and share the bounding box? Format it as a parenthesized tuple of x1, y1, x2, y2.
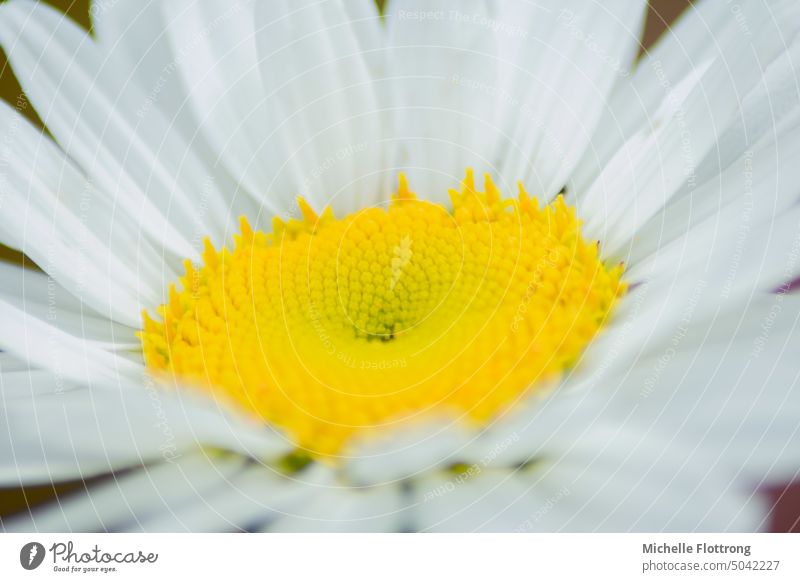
(0, 0, 799, 533)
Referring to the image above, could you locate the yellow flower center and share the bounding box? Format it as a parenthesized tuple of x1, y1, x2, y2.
(140, 171, 626, 459)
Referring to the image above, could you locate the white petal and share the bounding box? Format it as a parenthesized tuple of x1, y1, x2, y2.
(0, 261, 138, 350)
(599, 293, 800, 485)
(532, 435, 766, 532)
(0, 352, 29, 374)
(625, 110, 800, 268)
(571, 0, 795, 193)
(1, 452, 245, 532)
(412, 427, 767, 532)
(138, 463, 334, 532)
(0, 355, 84, 402)
(92, 0, 180, 121)
(91, 0, 237, 184)
(385, 0, 646, 200)
(385, 0, 507, 200)
(573, 1, 800, 251)
(266, 480, 405, 532)
(344, 418, 477, 486)
(1, 367, 84, 401)
(625, 202, 800, 307)
(253, 0, 391, 215)
(0, 297, 142, 388)
(163, 0, 389, 222)
(0, 101, 169, 324)
(0, 375, 292, 485)
(497, 0, 647, 197)
(161, 0, 290, 222)
(0, 0, 234, 258)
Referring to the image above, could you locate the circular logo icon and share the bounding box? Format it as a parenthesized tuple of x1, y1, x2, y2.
(20, 542, 46, 570)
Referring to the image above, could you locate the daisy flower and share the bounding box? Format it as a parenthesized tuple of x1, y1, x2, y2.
(1, 0, 799, 532)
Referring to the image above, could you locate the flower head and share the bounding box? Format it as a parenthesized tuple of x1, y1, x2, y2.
(0, 0, 798, 532)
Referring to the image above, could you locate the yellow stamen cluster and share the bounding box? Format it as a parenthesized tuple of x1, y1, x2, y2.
(141, 171, 626, 458)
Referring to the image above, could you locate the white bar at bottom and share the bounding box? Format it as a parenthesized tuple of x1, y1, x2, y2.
(1, 534, 797, 581)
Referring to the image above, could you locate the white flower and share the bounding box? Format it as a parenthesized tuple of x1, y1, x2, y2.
(0, 0, 799, 532)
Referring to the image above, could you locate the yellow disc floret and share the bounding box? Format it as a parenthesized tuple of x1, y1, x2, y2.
(141, 171, 626, 458)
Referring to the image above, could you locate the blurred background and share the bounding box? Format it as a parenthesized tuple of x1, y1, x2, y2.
(0, 0, 797, 532)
